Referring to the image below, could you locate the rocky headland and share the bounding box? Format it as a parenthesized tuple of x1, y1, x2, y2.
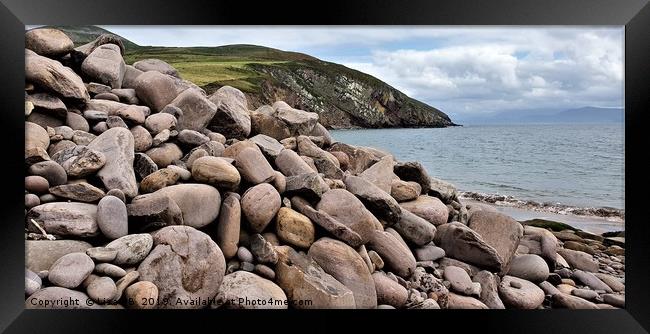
(24, 28, 625, 309)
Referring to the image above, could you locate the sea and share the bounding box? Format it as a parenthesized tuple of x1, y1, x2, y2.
(331, 123, 625, 232)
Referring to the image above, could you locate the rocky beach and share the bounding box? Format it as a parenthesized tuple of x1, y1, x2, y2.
(24, 28, 625, 309)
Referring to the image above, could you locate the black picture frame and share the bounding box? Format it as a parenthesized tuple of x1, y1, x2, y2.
(1, 0, 648, 333)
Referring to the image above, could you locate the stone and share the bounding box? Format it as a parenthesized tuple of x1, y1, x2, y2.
(557, 248, 599, 272)
(95, 263, 127, 278)
(146, 143, 183, 168)
(368, 250, 384, 270)
(498, 276, 545, 309)
(207, 86, 251, 138)
(121, 64, 143, 89)
(254, 264, 276, 280)
(291, 196, 364, 248)
(316, 189, 379, 244)
(140, 168, 179, 193)
(111, 88, 139, 104)
(392, 209, 436, 247)
(507, 254, 550, 283)
(572, 270, 613, 293)
(48, 252, 95, 288)
(235, 147, 276, 185)
(433, 222, 502, 271)
(133, 153, 158, 179)
(25, 28, 74, 56)
(275, 246, 356, 309)
(48, 182, 105, 202)
(273, 171, 287, 194)
(26, 240, 93, 272)
(444, 266, 478, 296)
(215, 193, 241, 259)
(138, 226, 226, 309)
(284, 172, 327, 200)
(124, 281, 159, 310)
(167, 165, 191, 181)
(95, 92, 120, 102)
(428, 177, 458, 203)
(171, 88, 218, 131)
(25, 121, 50, 153)
(25, 194, 40, 209)
(309, 237, 377, 308)
(51, 145, 105, 178)
(113, 270, 139, 303)
(75, 33, 125, 56)
(393, 161, 431, 193)
(86, 247, 118, 263)
(250, 234, 279, 264)
(276, 207, 315, 248)
(133, 59, 179, 77)
(129, 125, 153, 152)
(250, 134, 284, 159)
(414, 245, 446, 262)
(81, 44, 125, 89)
(275, 149, 315, 176)
(87, 276, 118, 304)
(134, 71, 180, 112)
(237, 247, 254, 263)
(215, 271, 287, 309)
(552, 293, 599, 309)
(145, 113, 177, 135)
(297, 136, 340, 167)
(390, 179, 421, 202)
(399, 195, 449, 226)
(191, 156, 241, 190)
(468, 210, 523, 272)
(26, 202, 99, 238)
(28, 161, 67, 186)
(367, 230, 416, 278)
(135, 184, 221, 228)
(602, 294, 625, 308)
(593, 273, 625, 292)
(25, 287, 99, 309)
(242, 183, 281, 233)
(66, 112, 90, 132)
(473, 270, 505, 309)
(446, 293, 489, 309)
(25, 268, 42, 296)
(27, 93, 67, 118)
(272, 102, 319, 136)
(330, 151, 349, 171)
(523, 226, 559, 270)
(25, 49, 89, 101)
(572, 288, 599, 300)
(117, 105, 147, 125)
(178, 129, 209, 146)
(88, 127, 138, 197)
(343, 175, 402, 224)
(106, 234, 154, 266)
(71, 131, 96, 146)
(25, 176, 49, 194)
(372, 271, 408, 308)
(564, 240, 596, 255)
(96, 195, 128, 239)
(359, 155, 396, 193)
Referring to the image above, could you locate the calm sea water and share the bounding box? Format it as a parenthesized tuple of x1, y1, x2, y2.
(331, 123, 624, 210)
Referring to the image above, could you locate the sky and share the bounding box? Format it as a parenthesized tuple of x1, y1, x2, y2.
(100, 26, 624, 121)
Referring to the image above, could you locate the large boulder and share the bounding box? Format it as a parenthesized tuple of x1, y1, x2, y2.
(138, 226, 226, 309)
(392, 209, 436, 247)
(26, 202, 98, 238)
(372, 271, 408, 308)
(393, 161, 431, 194)
(133, 59, 180, 77)
(214, 193, 241, 259)
(399, 195, 449, 226)
(133, 71, 180, 112)
(170, 88, 218, 131)
(208, 86, 251, 139)
(241, 183, 281, 233)
(276, 207, 315, 249)
(316, 189, 379, 244)
(191, 156, 241, 190)
(367, 230, 416, 278)
(215, 271, 287, 309)
(433, 222, 502, 272)
(25, 240, 92, 272)
(468, 210, 523, 272)
(309, 237, 377, 309)
(75, 33, 125, 56)
(81, 44, 125, 89)
(507, 254, 550, 283)
(88, 127, 138, 197)
(275, 246, 356, 309)
(557, 248, 599, 272)
(105, 233, 154, 266)
(498, 275, 545, 309)
(47, 252, 94, 288)
(343, 175, 401, 224)
(329, 142, 378, 174)
(132, 184, 221, 229)
(25, 49, 89, 102)
(272, 101, 319, 136)
(275, 149, 316, 177)
(359, 155, 396, 193)
(25, 28, 74, 56)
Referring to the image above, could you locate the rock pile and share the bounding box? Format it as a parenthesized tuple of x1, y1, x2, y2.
(24, 28, 625, 309)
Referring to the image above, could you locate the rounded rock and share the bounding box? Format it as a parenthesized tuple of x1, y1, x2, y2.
(498, 275, 545, 309)
(28, 161, 67, 186)
(276, 207, 315, 248)
(241, 183, 281, 233)
(125, 281, 159, 309)
(97, 195, 128, 240)
(48, 252, 95, 289)
(105, 234, 154, 266)
(87, 276, 117, 304)
(25, 176, 49, 194)
(191, 156, 241, 190)
(507, 254, 550, 283)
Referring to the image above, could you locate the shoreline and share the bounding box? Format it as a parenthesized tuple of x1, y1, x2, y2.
(462, 199, 625, 234)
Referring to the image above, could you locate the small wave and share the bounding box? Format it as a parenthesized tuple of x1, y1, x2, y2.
(459, 191, 625, 222)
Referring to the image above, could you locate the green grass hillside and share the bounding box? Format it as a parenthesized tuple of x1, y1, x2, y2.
(48, 26, 455, 128)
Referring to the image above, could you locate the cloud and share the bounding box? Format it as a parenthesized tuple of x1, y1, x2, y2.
(101, 26, 623, 118)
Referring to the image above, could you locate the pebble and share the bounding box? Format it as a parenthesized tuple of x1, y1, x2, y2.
(97, 195, 128, 239)
(237, 247, 254, 263)
(87, 276, 117, 304)
(48, 252, 95, 289)
(125, 281, 159, 309)
(95, 263, 127, 278)
(86, 247, 118, 262)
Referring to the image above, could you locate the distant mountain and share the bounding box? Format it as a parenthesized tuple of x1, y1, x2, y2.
(46, 25, 455, 129)
(459, 106, 623, 124)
